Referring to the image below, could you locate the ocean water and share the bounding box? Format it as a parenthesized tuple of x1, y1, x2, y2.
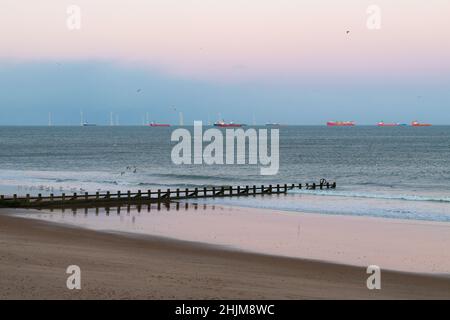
(0, 126, 449, 222)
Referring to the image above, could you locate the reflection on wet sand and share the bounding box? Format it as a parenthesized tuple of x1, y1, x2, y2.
(39, 201, 218, 216)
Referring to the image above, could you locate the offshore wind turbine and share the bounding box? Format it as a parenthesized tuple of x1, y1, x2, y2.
(179, 111, 184, 126)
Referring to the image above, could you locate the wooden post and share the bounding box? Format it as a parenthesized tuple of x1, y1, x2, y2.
(96, 192, 99, 199)
(284, 184, 287, 192)
(157, 189, 161, 199)
(245, 185, 249, 194)
(117, 191, 121, 199)
(106, 191, 110, 199)
(269, 185, 273, 193)
(73, 193, 77, 200)
(38, 194, 42, 201)
(276, 184, 280, 193)
(185, 188, 189, 198)
(261, 185, 264, 194)
(237, 186, 241, 195)
(312, 183, 316, 190)
(253, 185, 256, 194)
(148, 190, 152, 200)
(212, 186, 216, 197)
(203, 187, 207, 197)
(137, 190, 141, 198)
(13, 194, 17, 201)
(194, 187, 198, 198)
(299, 183, 302, 189)
(221, 186, 224, 196)
(26, 194, 30, 203)
(62, 193, 65, 202)
(229, 186, 233, 196)
(50, 193, 54, 202)
(332, 182, 336, 189)
(0, 195, 4, 201)
(127, 190, 131, 200)
(85, 192, 88, 200)
(167, 188, 171, 199)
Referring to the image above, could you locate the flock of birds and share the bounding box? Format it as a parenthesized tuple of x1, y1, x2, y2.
(14, 166, 141, 195)
(17, 185, 87, 193)
(120, 166, 138, 175)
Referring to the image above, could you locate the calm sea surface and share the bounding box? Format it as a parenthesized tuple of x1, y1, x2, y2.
(1, 126, 449, 222)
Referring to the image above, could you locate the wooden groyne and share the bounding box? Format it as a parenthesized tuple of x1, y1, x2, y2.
(0, 180, 336, 209)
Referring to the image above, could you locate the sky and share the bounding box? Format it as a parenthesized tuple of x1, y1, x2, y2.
(0, 0, 449, 125)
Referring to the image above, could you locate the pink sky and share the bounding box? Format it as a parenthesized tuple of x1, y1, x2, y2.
(1, 0, 450, 81)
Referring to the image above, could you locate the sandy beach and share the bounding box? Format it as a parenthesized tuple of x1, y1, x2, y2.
(1, 209, 449, 300)
(12, 203, 450, 274)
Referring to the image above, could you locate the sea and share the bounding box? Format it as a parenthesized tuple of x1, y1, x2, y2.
(1, 126, 449, 222)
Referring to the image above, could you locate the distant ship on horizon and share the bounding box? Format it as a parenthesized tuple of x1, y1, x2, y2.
(148, 122, 171, 127)
(214, 120, 245, 128)
(327, 121, 355, 127)
(82, 122, 97, 127)
(377, 121, 400, 127)
(80, 111, 96, 126)
(411, 121, 432, 127)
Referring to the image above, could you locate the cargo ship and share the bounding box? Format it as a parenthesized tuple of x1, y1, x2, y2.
(377, 122, 399, 127)
(327, 121, 355, 127)
(411, 121, 432, 127)
(148, 122, 171, 127)
(214, 120, 245, 128)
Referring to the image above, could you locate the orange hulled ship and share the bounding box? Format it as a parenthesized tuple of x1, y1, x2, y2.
(411, 121, 432, 127)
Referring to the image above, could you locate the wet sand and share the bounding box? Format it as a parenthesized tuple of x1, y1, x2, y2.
(14, 204, 450, 274)
(1, 211, 449, 299)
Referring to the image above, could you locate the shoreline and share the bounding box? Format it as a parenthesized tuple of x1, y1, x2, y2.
(1, 211, 450, 299)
